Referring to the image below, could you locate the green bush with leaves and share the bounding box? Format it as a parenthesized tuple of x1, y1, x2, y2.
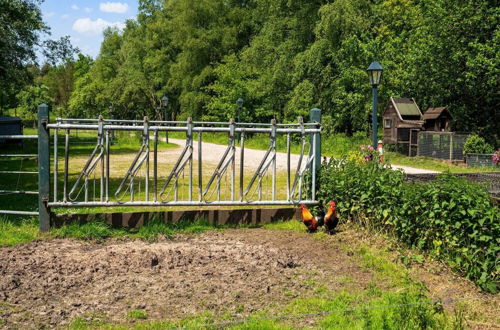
(463, 135, 494, 155)
(317, 159, 500, 293)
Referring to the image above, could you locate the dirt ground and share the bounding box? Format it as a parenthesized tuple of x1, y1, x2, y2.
(0, 227, 498, 329)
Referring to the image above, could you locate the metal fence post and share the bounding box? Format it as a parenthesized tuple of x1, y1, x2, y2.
(309, 108, 321, 172)
(38, 104, 50, 231)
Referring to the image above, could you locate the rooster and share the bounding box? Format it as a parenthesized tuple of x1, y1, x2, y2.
(300, 204, 319, 232)
(324, 201, 339, 234)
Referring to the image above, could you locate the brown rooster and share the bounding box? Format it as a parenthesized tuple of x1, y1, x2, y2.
(300, 204, 319, 232)
(324, 201, 339, 234)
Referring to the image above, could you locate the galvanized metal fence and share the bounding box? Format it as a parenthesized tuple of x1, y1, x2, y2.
(417, 131, 469, 160)
(29, 104, 322, 231)
(0, 135, 39, 216)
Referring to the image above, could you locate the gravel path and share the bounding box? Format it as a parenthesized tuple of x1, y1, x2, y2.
(390, 165, 439, 174)
(168, 138, 304, 172)
(168, 138, 439, 174)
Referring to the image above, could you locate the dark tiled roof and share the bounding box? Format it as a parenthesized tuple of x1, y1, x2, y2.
(422, 107, 449, 120)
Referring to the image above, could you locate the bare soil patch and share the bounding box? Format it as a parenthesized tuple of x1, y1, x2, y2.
(0, 228, 370, 328)
(0, 226, 497, 328)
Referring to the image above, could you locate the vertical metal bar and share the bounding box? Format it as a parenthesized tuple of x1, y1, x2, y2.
(239, 131, 245, 201)
(309, 108, 321, 202)
(271, 119, 276, 201)
(38, 104, 50, 231)
(153, 130, 158, 202)
(309, 108, 322, 176)
(216, 178, 220, 201)
(130, 179, 134, 202)
(229, 119, 235, 201)
(187, 118, 193, 201)
(449, 132, 453, 161)
(144, 117, 149, 202)
(311, 133, 316, 202)
(63, 129, 69, 202)
(105, 130, 110, 202)
(198, 131, 202, 202)
(84, 177, 88, 202)
(286, 133, 290, 200)
(53, 128, 58, 202)
(98, 117, 104, 202)
(258, 176, 262, 201)
(174, 177, 178, 201)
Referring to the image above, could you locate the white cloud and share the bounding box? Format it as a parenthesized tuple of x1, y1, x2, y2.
(84, 7, 93, 13)
(99, 2, 128, 14)
(44, 11, 55, 18)
(71, 4, 79, 10)
(72, 18, 125, 35)
(61, 14, 70, 19)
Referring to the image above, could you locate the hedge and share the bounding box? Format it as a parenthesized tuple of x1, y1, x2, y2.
(317, 159, 500, 293)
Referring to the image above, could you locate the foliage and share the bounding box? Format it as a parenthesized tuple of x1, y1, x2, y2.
(463, 135, 494, 155)
(15, 83, 52, 121)
(0, 0, 47, 112)
(317, 159, 500, 292)
(51, 0, 499, 145)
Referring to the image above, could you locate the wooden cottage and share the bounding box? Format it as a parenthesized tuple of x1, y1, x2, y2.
(422, 107, 452, 132)
(382, 98, 424, 149)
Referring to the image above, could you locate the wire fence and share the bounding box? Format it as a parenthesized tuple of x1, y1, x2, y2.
(405, 172, 500, 198)
(466, 153, 497, 168)
(417, 132, 469, 161)
(167, 295, 489, 330)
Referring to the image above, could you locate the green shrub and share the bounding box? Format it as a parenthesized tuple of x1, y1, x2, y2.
(463, 135, 494, 154)
(318, 159, 500, 293)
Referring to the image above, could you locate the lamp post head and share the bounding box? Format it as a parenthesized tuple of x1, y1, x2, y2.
(161, 95, 169, 107)
(237, 97, 244, 106)
(367, 61, 383, 86)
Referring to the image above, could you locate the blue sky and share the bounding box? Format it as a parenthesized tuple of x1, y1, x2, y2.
(40, 1, 138, 58)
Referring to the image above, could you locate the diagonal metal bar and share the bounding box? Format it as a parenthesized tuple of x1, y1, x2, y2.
(115, 117, 150, 201)
(159, 118, 194, 201)
(202, 120, 236, 201)
(68, 118, 105, 201)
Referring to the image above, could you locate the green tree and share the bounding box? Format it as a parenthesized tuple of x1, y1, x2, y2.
(0, 0, 47, 113)
(15, 84, 52, 124)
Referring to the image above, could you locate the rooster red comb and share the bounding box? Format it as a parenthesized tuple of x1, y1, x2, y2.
(329, 201, 336, 207)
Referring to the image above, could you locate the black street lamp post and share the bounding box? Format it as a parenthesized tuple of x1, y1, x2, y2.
(161, 95, 169, 143)
(236, 97, 244, 123)
(108, 105, 114, 142)
(236, 98, 244, 140)
(367, 61, 383, 149)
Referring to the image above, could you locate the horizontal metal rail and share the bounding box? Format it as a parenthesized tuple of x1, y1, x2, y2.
(47, 123, 320, 134)
(0, 190, 38, 195)
(0, 154, 38, 157)
(0, 210, 38, 216)
(0, 170, 38, 174)
(0, 135, 38, 139)
(56, 118, 318, 127)
(48, 200, 318, 207)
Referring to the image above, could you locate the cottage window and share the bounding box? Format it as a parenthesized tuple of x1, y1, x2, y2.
(384, 119, 392, 128)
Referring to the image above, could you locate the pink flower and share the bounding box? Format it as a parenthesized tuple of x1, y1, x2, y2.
(368, 145, 374, 151)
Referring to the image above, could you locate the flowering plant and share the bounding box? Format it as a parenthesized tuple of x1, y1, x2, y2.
(492, 149, 500, 166)
(360, 145, 378, 162)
